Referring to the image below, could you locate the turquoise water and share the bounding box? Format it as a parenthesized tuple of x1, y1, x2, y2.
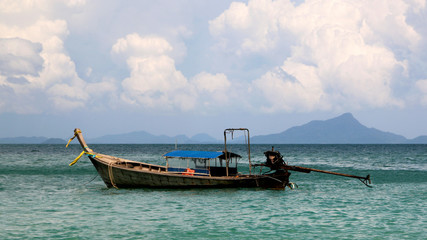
(1, 144, 426, 239)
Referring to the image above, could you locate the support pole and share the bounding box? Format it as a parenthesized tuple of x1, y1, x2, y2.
(224, 128, 251, 175)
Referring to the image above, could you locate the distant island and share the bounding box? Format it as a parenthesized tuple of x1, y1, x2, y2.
(1, 113, 426, 144)
(0, 137, 67, 144)
(251, 113, 412, 144)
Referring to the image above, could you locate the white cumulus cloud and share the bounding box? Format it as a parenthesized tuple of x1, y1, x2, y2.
(0, 38, 43, 76)
(211, 0, 422, 112)
(192, 72, 231, 106)
(112, 33, 235, 112)
(111, 34, 173, 63)
(1, 0, 426, 117)
(112, 33, 196, 111)
(210, 0, 293, 54)
(0, 17, 86, 112)
(1, 21, 118, 113)
(0, 1, 118, 113)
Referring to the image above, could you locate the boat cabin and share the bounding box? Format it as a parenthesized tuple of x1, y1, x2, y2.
(163, 150, 241, 177)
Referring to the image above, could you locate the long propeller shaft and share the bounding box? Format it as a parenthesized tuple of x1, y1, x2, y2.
(282, 165, 372, 187)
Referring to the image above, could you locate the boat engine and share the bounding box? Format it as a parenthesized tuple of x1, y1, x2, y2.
(252, 146, 287, 171)
(263, 147, 286, 170)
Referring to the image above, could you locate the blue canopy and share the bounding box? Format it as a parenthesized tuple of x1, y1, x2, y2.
(163, 150, 224, 159)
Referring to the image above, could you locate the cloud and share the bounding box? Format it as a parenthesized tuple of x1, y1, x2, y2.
(0, 17, 84, 112)
(209, 0, 293, 55)
(1, 0, 426, 117)
(0, 1, 119, 113)
(111, 34, 173, 62)
(357, 0, 421, 51)
(252, 63, 327, 112)
(0, 38, 43, 76)
(192, 72, 231, 106)
(416, 79, 427, 105)
(211, 0, 422, 112)
(112, 33, 196, 111)
(65, 0, 86, 7)
(193, 72, 230, 93)
(112, 33, 235, 112)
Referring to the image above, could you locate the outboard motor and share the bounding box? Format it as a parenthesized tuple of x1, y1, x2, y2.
(263, 146, 286, 170)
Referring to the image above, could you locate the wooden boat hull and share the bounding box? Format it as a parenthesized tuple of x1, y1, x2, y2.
(89, 156, 290, 189)
(68, 128, 371, 188)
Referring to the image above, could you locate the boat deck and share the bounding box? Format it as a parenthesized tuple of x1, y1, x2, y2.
(94, 153, 168, 173)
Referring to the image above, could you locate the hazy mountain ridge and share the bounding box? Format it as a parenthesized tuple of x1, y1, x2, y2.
(87, 131, 220, 144)
(0, 136, 49, 144)
(1, 113, 426, 144)
(0, 137, 67, 144)
(406, 136, 427, 144)
(252, 113, 408, 144)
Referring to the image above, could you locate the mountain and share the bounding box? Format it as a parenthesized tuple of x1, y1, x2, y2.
(1, 113, 426, 144)
(0, 132, 219, 144)
(0, 136, 48, 144)
(252, 113, 409, 144)
(89, 131, 176, 144)
(41, 138, 68, 144)
(407, 136, 427, 144)
(0, 137, 68, 144)
(88, 131, 219, 144)
(188, 133, 221, 143)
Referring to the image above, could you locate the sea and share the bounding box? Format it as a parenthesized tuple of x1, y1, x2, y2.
(0, 144, 426, 239)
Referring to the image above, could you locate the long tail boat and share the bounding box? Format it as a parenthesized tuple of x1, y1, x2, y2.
(67, 128, 371, 189)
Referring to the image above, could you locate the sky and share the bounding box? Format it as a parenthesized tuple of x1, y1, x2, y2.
(1, 0, 427, 140)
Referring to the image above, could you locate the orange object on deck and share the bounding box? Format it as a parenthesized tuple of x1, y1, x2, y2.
(182, 168, 195, 176)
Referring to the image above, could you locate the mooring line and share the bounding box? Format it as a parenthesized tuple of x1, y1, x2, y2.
(84, 174, 98, 185)
(108, 162, 118, 189)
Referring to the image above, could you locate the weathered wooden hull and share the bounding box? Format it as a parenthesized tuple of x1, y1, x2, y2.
(89, 156, 290, 189)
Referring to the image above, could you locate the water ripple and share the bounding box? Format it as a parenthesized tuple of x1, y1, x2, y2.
(0, 144, 426, 239)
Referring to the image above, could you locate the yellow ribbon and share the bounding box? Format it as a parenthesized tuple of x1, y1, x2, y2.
(69, 151, 85, 166)
(69, 150, 95, 166)
(65, 129, 82, 148)
(65, 136, 75, 148)
(67, 129, 94, 166)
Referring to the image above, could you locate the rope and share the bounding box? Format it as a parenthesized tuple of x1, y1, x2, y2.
(264, 175, 284, 184)
(67, 129, 96, 167)
(65, 129, 81, 148)
(69, 151, 96, 166)
(108, 162, 118, 189)
(65, 135, 76, 148)
(84, 174, 98, 185)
